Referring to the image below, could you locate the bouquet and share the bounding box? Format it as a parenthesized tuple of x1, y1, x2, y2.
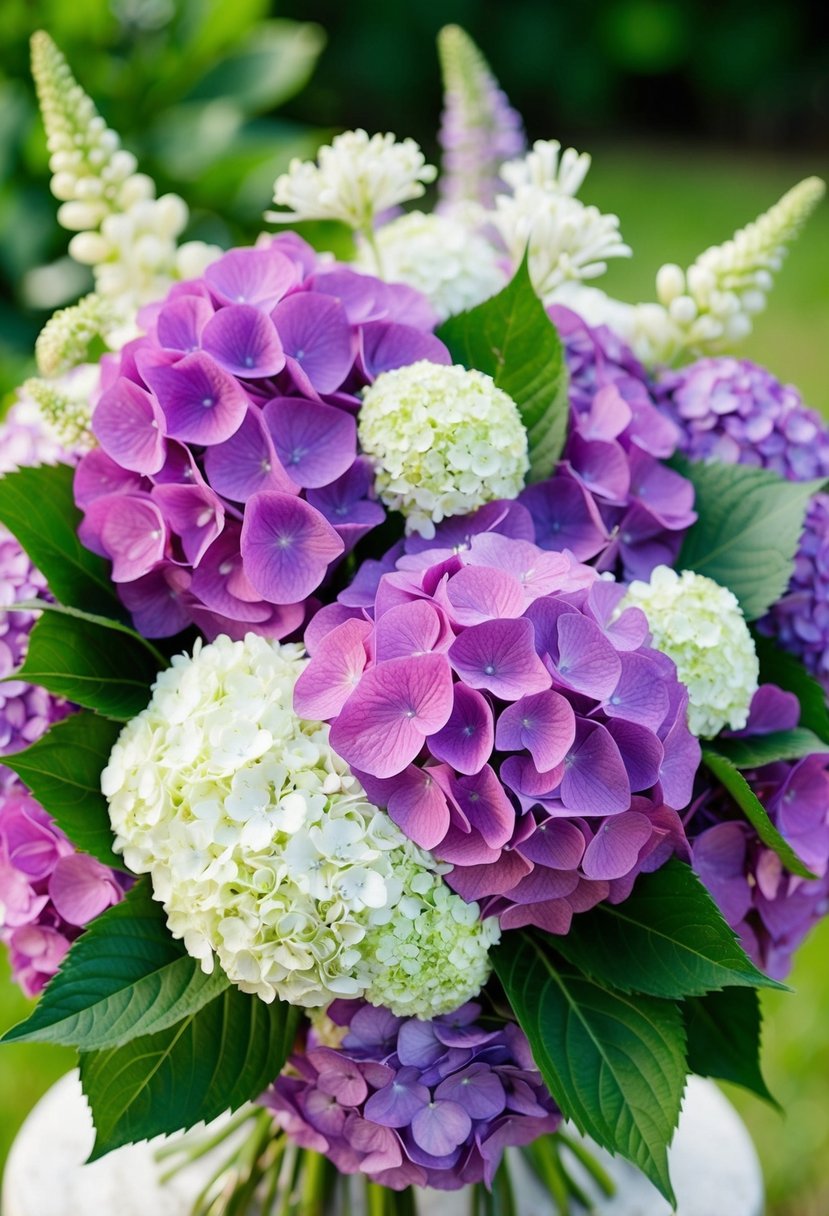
(1, 24, 827, 1214)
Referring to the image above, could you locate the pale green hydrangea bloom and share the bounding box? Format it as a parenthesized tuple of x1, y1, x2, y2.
(103, 634, 498, 1015)
(357, 211, 504, 321)
(623, 565, 759, 738)
(358, 360, 529, 538)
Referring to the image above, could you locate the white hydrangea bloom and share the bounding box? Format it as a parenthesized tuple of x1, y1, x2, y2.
(358, 360, 529, 538)
(491, 188, 631, 304)
(103, 634, 498, 1014)
(267, 130, 437, 234)
(31, 31, 220, 312)
(623, 566, 759, 738)
(356, 211, 505, 320)
(499, 139, 591, 198)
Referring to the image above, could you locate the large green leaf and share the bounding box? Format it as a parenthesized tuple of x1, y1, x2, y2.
(13, 608, 158, 721)
(701, 749, 816, 879)
(3, 882, 228, 1050)
(80, 987, 301, 1157)
(3, 712, 124, 870)
(684, 989, 777, 1107)
(707, 727, 828, 771)
(753, 632, 829, 746)
(674, 458, 823, 620)
(494, 935, 686, 1203)
(437, 258, 569, 481)
(0, 463, 119, 615)
(555, 858, 782, 998)
(187, 21, 325, 114)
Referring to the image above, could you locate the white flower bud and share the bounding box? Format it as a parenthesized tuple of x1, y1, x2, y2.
(57, 199, 108, 231)
(67, 231, 112, 264)
(656, 262, 685, 304)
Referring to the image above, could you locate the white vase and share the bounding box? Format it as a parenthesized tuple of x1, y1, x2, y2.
(1, 1072, 764, 1216)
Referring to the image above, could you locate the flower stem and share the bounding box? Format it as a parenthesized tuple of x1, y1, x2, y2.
(557, 1131, 617, 1198)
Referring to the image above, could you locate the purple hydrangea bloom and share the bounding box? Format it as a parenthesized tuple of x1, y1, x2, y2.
(297, 513, 698, 934)
(265, 1001, 560, 1191)
(657, 356, 829, 688)
(74, 235, 450, 639)
(690, 686, 829, 979)
(0, 781, 127, 996)
(520, 308, 697, 582)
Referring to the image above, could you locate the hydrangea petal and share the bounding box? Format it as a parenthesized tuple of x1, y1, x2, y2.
(445, 565, 525, 626)
(272, 294, 354, 395)
(264, 398, 357, 489)
(200, 303, 286, 378)
(357, 765, 452, 853)
(447, 766, 515, 850)
(604, 653, 669, 730)
(240, 492, 344, 603)
(581, 812, 653, 880)
(560, 720, 630, 816)
(156, 295, 214, 353)
(495, 691, 576, 772)
(144, 351, 249, 446)
(48, 854, 120, 925)
(375, 600, 449, 662)
(410, 1101, 472, 1157)
(448, 618, 550, 701)
(119, 563, 194, 637)
(428, 684, 494, 776)
(293, 618, 374, 720)
(152, 482, 225, 566)
(204, 247, 298, 309)
(92, 380, 167, 475)
(549, 614, 622, 700)
(359, 322, 451, 379)
(203, 407, 298, 501)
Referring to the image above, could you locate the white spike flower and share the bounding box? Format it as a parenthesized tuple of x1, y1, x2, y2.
(499, 139, 592, 198)
(267, 129, 437, 235)
(31, 31, 220, 312)
(103, 634, 499, 1014)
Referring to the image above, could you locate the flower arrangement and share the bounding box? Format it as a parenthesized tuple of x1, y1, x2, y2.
(1, 23, 827, 1215)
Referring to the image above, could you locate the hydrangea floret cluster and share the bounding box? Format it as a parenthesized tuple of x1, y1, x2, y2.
(623, 566, 759, 738)
(73, 236, 449, 638)
(690, 687, 829, 979)
(0, 782, 125, 996)
(103, 633, 499, 1013)
(658, 356, 829, 688)
(520, 306, 697, 582)
(436, 24, 526, 211)
(296, 519, 698, 934)
(31, 31, 219, 311)
(266, 1000, 561, 1191)
(358, 361, 529, 537)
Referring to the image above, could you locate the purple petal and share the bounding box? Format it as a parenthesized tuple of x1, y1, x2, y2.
(518, 818, 586, 869)
(205, 247, 298, 310)
(200, 303, 286, 377)
(435, 1065, 506, 1121)
(464, 534, 572, 601)
(448, 618, 551, 701)
(447, 766, 515, 849)
(92, 379, 167, 475)
(581, 812, 653, 880)
(309, 1048, 368, 1106)
(397, 1019, 445, 1067)
(658, 711, 701, 810)
(152, 482, 225, 566)
(263, 397, 357, 489)
(156, 295, 213, 352)
(360, 764, 452, 850)
(203, 407, 298, 501)
(578, 383, 632, 441)
(359, 322, 451, 379)
(405, 500, 535, 556)
(549, 614, 622, 700)
(119, 563, 193, 637)
(364, 1070, 431, 1128)
(739, 684, 801, 735)
(82, 493, 167, 582)
(566, 434, 631, 502)
(560, 720, 631, 816)
(74, 449, 147, 508)
(311, 268, 391, 323)
(428, 684, 494, 775)
(604, 653, 669, 730)
(586, 580, 650, 651)
(189, 528, 273, 623)
(445, 565, 525, 626)
(495, 690, 576, 771)
(443, 851, 533, 901)
(375, 600, 449, 662)
(272, 294, 354, 394)
(500, 754, 565, 810)
(240, 492, 344, 603)
(329, 654, 455, 778)
(520, 476, 609, 559)
(144, 352, 249, 446)
(605, 720, 664, 792)
(411, 1101, 472, 1158)
(307, 458, 386, 551)
(48, 854, 120, 925)
(293, 617, 373, 720)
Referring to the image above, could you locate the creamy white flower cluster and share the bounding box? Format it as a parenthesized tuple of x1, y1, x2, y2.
(623, 566, 759, 738)
(268, 129, 437, 233)
(31, 31, 219, 311)
(358, 360, 530, 538)
(356, 211, 504, 321)
(34, 293, 114, 378)
(103, 634, 498, 1014)
(22, 366, 100, 453)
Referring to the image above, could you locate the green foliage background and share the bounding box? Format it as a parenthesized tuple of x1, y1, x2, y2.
(0, 3, 827, 1213)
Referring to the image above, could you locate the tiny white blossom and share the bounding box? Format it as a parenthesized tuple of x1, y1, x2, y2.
(267, 129, 437, 233)
(499, 139, 592, 198)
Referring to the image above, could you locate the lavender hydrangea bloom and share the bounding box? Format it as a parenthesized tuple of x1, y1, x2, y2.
(520, 307, 696, 582)
(297, 511, 698, 935)
(690, 686, 829, 979)
(74, 236, 450, 639)
(0, 782, 126, 996)
(658, 357, 829, 687)
(265, 1001, 560, 1191)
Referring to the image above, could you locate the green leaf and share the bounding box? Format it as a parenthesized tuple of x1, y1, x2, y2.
(753, 632, 829, 746)
(187, 21, 325, 114)
(3, 712, 125, 870)
(0, 464, 120, 615)
(706, 727, 827, 770)
(494, 935, 686, 1203)
(2, 882, 228, 1050)
(555, 858, 782, 998)
(80, 987, 301, 1157)
(12, 609, 158, 721)
(674, 457, 823, 620)
(684, 989, 778, 1107)
(701, 749, 816, 879)
(437, 258, 569, 481)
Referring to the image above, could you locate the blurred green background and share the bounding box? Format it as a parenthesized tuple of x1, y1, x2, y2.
(0, 2, 828, 1214)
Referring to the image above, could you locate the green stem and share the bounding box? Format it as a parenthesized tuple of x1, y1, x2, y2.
(523, 1140, 575, 1215)
(297, 1151, 328, 1216)
(557, 1132, 617, 1199)
(366, 1181, 389, 1216)
(359, 223, 384, 276)
(274, 1143, 301, 1216)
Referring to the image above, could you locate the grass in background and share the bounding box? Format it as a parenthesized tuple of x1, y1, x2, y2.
(0, 146, 827, 1212)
